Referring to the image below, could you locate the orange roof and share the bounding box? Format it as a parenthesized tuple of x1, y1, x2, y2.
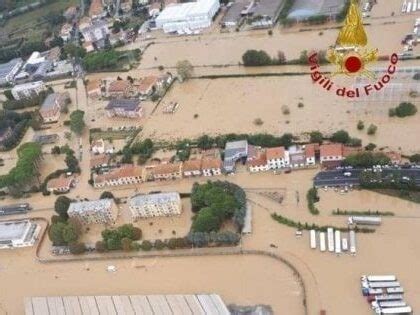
(108, 80, 130, 93)
(87, 79, 101, 92)
(183, 159, 202, 172)
(137, 76, 158, 94)
(90, 154, 109, 168)
(89, 0, 104, 16)
(248, 152, 267, 167)
(96, 165, 142, 183)
(201, 157, 222, 170)
(201, 148, 220, 159)
(152, 163, 181, 175)
(305, 144, 316, 158)
(47, 176, 73, 190)
(266, 147, 285, 160)
(320, 144, 343, 157)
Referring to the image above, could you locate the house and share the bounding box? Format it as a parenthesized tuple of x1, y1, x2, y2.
(201, 157, 222, 176)
(63, 6, 78, 20)
(121, 0, 133, 13)
(39, 92, 70, 123)
(151, 163, 182, 180)
(320, 143, 344, 168)
(108, 80, 131, 98)
(91, 138, 113, 154)
(223, 140, 248, 172)
(81, 20, 110, 48)
(129, 192, 181, 220)
(304, 144, 317, 166)
(60, 23, 73, 41)
(248, 151, 269, 173)
(86, 79, 102, 99)
(266, 146, 289, 169)
(68, 199, 117, 225)
(0, 58, 23, 86)
(79, 16, 92, 31)
(136, 75, 159, 96)
(183, 159, 202, 177)
(105, 99, 143, 118)
(288, 145, 306, 168)
(11, 81, 45, 100)
(94, 165, 143, 188)
(89, 0, 107, 19)
(47, 176, 75, 193)
(247, 144, 259, 161)
(90, 154, 110, 170)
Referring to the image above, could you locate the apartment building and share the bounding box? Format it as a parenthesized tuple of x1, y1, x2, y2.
(129, 192, 182, 219)
(201, 157, 222, 176)
(248, 151, 269, 173)
(0, 58, 23, 85)
(266, 146, 289, 169)
(151, 163, 182, 181)
(39, 92, 70, 123)
(11, 81, 45, 100)
(94, 165, 143, 188)
(105, 99, 143, 118)
(320, 143, 344, 168)
(183, 159, 202, 177)
(68, 198, 117, 225)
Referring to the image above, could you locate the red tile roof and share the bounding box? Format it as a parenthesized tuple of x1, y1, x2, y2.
(248, 152, 267, 167)
(305, 144, 316, 158)
(96, 165, 142, 183)
(108, 80, 130, 93)
(201, 157, 222, 170)
(320, 144, 343, 158)
(90, 154, 109, 169)
(266, 147, 285, 160)
(47, 176, 73, 190)
(183, 159, 202, 172)
(152, 163, 181, 175)
(137, 76, 158, 94)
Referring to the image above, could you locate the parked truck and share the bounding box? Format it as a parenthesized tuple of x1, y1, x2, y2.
(365, 282, 401, 289)
(361, 275, 397, 282)
(349, 230, 356, 254)
(368, 294, 404, 302)
(362, 288, 383, 296)
(342, 238, 348, 251)
(348, 216, 382, 226)
(319, 232, 326, 252)
(371, 301, 407, 309)
(334, 230, 341, 254)
(327, 228, 334, 252)
(0, 203, 31, 216)
(387, 287, 404, 294)
(373, 306, 412, 314)
(310, 230, 316, 249)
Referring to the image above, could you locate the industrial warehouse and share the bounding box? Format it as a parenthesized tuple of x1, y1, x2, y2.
(0, 220, 40, 249)
(25, 294, 230, 314)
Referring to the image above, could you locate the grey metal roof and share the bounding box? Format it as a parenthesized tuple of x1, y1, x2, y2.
(0, 220, 31, 242)
(224, 139, 248, 162)
(288, 0, 346, 19)
(0, 58, 22, 79)
(253, 0, 284, 20)
(25, 294, 230, 315)
(106, 99, 141, 111)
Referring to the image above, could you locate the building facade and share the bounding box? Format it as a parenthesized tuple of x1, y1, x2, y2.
(94, 165, 143, 188)
(129, 192, 182, 219)
(266, 146, 290, 169)
(39, 92, 70, 123)
(11, 81, 45, 100)
(0, 58, 23, 86)
(105, 99, 143, 118)
(68, 199, 118, 225)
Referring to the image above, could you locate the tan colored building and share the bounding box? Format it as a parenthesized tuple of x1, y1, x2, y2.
(151, 163, 182, 180)
(87, 79, 102, 99)
(183, 159, 202, 177)
(39, 92, 70, 123)
(201, 157, 222, 176)
(129, 192, 181, 219)
(68, 198, 117, 225)
(108, 80, 131, 98)
(94, 165, 143, 188)
(46, 176, 74, 193)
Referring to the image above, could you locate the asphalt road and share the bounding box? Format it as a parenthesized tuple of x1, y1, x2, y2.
(314, 167, 420, 187)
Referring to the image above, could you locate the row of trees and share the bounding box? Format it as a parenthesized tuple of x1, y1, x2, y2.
(241, 49, 328, 67)
(121, 138, 155, 164)
(69, 110, 85, 135)
(99, 224, 143, 251)
(343, 152, 391, 168)
(306, 187, 320, 215)
(83, 49, 140, 72)
(0, 110, 35, 151)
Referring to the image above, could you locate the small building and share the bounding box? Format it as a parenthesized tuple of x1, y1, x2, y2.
(63, 6, 78, 20)
(201, 157, 222, 176)
(60, 23, 73, 41)
(223, 140, 248, 172)
(136, 75, 159, 96)
(81, 20, 110, 47)
(266, 146, 289, 169)
(105, 99, 144, 118)
(39, 92, 70, 123)
(151, 163, 182, 181)
(86, 79, 102, 98)
(320, 143, 344, 167)
(0, 203, 31, 216)
(94, 165, 143, 188)
(91, 138, 114, 154)
(0, 58, 23, 86)
(47, 176, 75, 193)
(129, 192, 181, 219)
(288, 145, 306, 168)
(0, 220, 40, 249)
(89, 0, 107, 19)
(108, 80, 131, 98)
(305, 143, 317, 166)
(287, 0, 347, 22)
(68, 198, 118, 225)
(90, 154, 110, 170)
(183, 159, 202, 177)
(249, 0, 284, 28)
(248, 151, 268, 173)
(11, 81, 45, 100)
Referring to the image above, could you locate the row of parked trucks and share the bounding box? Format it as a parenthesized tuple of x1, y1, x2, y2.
(0, 203, 31, 216)
(361, 275, 413, 314)
(310, 228, 356, 255)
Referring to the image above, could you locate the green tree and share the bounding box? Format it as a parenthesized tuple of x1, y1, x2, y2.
(176, 60, 194, 81)
(309, 131, 323, 144)
(100, 191, 114, 199)
(409, 154, 420, 163)
(191, 207, 221, 233)
(121, 237, 133, 251)
(69, 110, 85, 135)
(242, 50, 272, 66)
(367, 124, 377, 135)
(48, 222, 67, 246)
(69, 242, 86, 255)
(62, 223, 79, 244)
(390, 102, 417, 118)
(54, 196, 71, 219)
(141, 240, 152, 251)
(331, 130, 350, 144)
(357, 120, 365, 130)
(63, 43, 87, 59)
(154, 239, 166, 250)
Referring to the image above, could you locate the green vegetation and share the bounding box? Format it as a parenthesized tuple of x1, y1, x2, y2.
(306, 187, 320, 215)
(242, 50, 273, 66)
(191, 181, 247, 233)
(62, 43, 87, 59)
(176, 60, 194, 81)
(332, 209, 394, 216)
(100, 224, 142, 251)
(309, 131, 323, 144)
(0, 110, 35, 151)
(89, 127, 140, 142)
(409, 154, 420, 163)
(0, 142, 42, 191)
(69, 110, 85, 135)
(54, 195, 71, 220)
(367, 124, 378, 135)
(360, 170, 417, 191)
(330, 129, 362, 147)
(83, 49, 140, 72)
(364, 143, 376, 151)
(100, 191, 115, 200)
(357, 120, 364, 130)
(344, 152, 390, 167)
(48, 218, 82, 246)
(253, 118, 264, 126)
(271, 213, 375, 233)
(388, 102, 418, 118)
(3, 90, 51, 110)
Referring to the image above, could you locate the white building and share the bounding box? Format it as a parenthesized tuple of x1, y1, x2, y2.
(320, 144, 344, 164)
(129, 192, 182, 219)
(201, 157, 222, 176)
(68, 198, 118, 225)
(305, 144, 317, 166)
(155, 0, 220, 33)
(11, 81, 45, 100)
(248, 152, 269, 173)
(0, 220, 40, 249)
(0, 58, 23, 86)
(266, 147, 290, 169)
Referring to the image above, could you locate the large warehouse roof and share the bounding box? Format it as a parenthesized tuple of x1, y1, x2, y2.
(288, 0, 346, 19)
(157, 0, 217, 21)
(25, 294, 230, 315)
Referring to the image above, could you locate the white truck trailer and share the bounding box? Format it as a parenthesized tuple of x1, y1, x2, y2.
(387, 287, 404, 294)
(372, 301, 407, 309)
(348, 216, 382, 226)
(327, 228, 334, 252)
(319, 232, 326, 252)
(375, 294, 404, 302)
(310, 230, 316, 249)
(374, 306, 412, 314)
(334, 230, 341, 254)
(349, 230, 356, 254)
(342, 238, 348, 251)
(368, 282, 401, 289)
(362, 275, 397, 282)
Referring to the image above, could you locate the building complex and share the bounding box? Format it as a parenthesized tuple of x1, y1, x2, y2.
(0, 220, 40, 249)
(67, 199, 118, 225)
(129, 192, 182, 219)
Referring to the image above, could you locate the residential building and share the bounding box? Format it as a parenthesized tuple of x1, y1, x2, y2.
(11, 81, 45, 100)
(266, 146, 289, 169)
(248, 151, 269, 173)
(129, 192, 182, 219)
(39, 92, 70, 123)
(81, 20, 110, 47)
(108, 80, 131, 98)
(223, 140, 248, 172)
(201, 157, 222, 176)
(60, 23, 73, 41)
(320, 143, 344, 167)
(0, 220, 40, 249)
(89, 0, 107, 19)
(46, 176, 74, 193)
(0, 58, 23, 85)
(91, 138, 114, 154)
(63, 6, 78, 20)
(250, 0, 284, 28)
(68, 199, 118, 225)
(90, 154, 110, 170)
(136, 75, 159, 96)
(305, 144, 317, 166)
(155, 0, 220, 33)
(79, 16, 92, 31)
(105, 99, 144, 118)
(86, 79, 102, 98)
(247, 144, 259, 161)
(183, 159, 202, 177)
(288, 145, 306, 168)
(94, 165, 143, 188)
(151, 163, 182, 180)
(287, 0, 347, 21)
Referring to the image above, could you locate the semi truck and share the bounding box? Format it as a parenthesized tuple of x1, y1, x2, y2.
(364, 282, 401, 289)
(310, 230, 316, 249)
(368, 294, 404, 302)
(334, 230, 341, 254)
(349, 230, 356, 254)
(327, 228, 334, 252)
(348, 216, 382, 226)
(387, 287, 404, 294)
(373, 306, 412, 314)
(362, 288, 383, 296)
(361, 275, 397, 282)
(342, 238, 348, 251)
(0, 203, 31, 216)
(371, 301, 407, 309)
(319, 232, 326, 252)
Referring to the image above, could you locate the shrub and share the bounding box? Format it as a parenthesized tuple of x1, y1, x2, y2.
(194, 114, 199, 119)
(281, 105, 290, 115)
(242, 50, 272, 66)
(409, 154, 420, 163)
(253, 118, 264, 126)
(268, 29, 273, 36)
(367, 124, 377, 135)
(297, 102, 304, 108)
(331, 130, 350, 144)
(95, 241, 107, 253)
(154, 239, 166, 250)
(306, 187, 320, 215)
(365, 143, 377, 151)
(309, 131, 323, 144)
(357, 120, 364, 130)
(141, 240, 152, 251)
(69, 242, 86, 255)
(100, 191, 114, 199)
(389, 102, 417, 118)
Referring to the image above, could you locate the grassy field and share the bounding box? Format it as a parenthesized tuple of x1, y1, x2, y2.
(90, 128, 141, 142)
